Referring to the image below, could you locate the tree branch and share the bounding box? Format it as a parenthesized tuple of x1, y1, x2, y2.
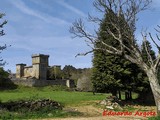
(149, 33, 160, 52)
(142, 33, 154, 66)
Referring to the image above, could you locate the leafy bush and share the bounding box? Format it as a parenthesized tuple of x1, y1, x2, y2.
(0, 68, 17, 90)
(0, 68, 9, 83)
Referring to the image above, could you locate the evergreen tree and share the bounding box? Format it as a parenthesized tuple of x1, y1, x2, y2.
(92, 9, 135, 98)
(92, 9, 152, 100)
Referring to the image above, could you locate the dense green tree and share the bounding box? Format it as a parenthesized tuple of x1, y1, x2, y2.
(92, 9, 136, 99)
(92, 14, 155, 100)
(0, 67, 9, 83)
(48, 66, 63, 80)
(90, 6, 155, 101)
(62, 65, 77, 79)
(0, 67, 12, 90)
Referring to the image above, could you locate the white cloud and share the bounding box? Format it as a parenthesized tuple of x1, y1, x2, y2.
(56, 0, 87, 17)
(10, 0, 70, 25)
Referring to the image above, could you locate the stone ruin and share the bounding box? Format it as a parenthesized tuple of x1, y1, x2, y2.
(13, 54, 75, 88)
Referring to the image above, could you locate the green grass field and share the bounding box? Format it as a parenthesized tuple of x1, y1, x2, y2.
(0, 85, 109, 106)
(0, 85, 110, 119)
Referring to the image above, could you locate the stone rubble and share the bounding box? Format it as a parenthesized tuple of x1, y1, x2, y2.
(0, 99, 62, 111)
(99, 96, 123, 110)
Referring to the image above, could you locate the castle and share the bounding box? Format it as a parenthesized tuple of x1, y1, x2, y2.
(14, 54, 74, 87)
(16, 54, 49, 80)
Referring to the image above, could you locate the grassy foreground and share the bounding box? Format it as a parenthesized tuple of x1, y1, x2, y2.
(0, 85, 109, 119)
(0, 85, 108, 106)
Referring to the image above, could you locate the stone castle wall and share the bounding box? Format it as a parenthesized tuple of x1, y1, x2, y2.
(24, 66, 33, 78)
(12, 78, 75, 88)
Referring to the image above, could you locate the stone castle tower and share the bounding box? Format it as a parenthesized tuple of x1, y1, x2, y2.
(16, 54, 49, 80)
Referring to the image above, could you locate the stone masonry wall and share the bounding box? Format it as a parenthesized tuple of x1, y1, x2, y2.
(11, 79, 75, 88)
(24, 66, 33, 78)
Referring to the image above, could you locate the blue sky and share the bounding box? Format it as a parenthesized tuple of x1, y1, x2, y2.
(0, 0, 160, 73)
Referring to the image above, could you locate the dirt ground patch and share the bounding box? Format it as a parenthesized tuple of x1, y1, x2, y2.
(42, 104, 156, 120)
(64, 105, 103, 116)
(43, 116, 147, 120)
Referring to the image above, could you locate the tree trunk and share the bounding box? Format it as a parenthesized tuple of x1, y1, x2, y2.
(118, 90, 121, 100)
(147, 69, 160, 115)
(112, 90, 117, 97)
(125, 91, 129, 101)
(93, 88, 95, 95)
(129, 90, 132, 100)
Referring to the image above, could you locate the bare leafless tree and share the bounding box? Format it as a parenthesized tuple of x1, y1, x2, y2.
(0, 13, 7, 66)
(70, 0, 160, 115)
